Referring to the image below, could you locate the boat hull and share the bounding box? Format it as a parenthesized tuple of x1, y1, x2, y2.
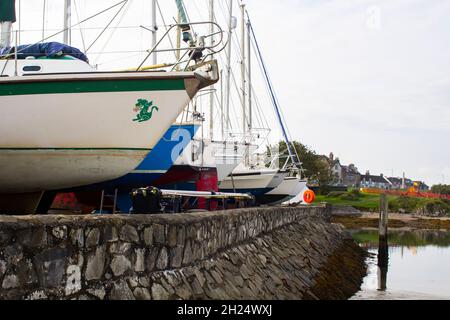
(153, 165, 218, 191)
(219, 169, 282, 196)
(67, 122, 200, 192)
(257, 177, 307, 205)
(0, 149, 149, 193)
(0, 73, 202, 193)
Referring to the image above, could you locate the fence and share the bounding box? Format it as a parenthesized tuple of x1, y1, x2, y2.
(360, 188, 450, 200)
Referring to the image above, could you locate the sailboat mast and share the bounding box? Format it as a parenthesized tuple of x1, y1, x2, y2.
(220, 69, 224, 138)
(240, 3, 246, 139)
(17, 0, 20, 44)
(247, 15, 252, 137)
(63, 0, 71, 45)
(151, 0, 157, 65)
(175, 11, 181, 71)
(246, 11, 252, 167)
(224, 0, 233, 137)
(240, 2, 249, 167)
(209, 0, 215, 140)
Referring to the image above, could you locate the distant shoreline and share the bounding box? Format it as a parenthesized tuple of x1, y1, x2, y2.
(332, 212, 450, 230)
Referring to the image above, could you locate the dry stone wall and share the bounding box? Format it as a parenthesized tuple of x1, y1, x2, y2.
(0, 205, 366, 300)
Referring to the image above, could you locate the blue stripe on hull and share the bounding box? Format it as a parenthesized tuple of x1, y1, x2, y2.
(108, 172, 165, 190)
(135, 123, 200, 172)
(68, 123, 199, 192)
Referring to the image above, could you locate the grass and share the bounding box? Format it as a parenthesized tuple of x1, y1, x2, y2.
(314, 192, 390, 212)
(315, 190, 450, 215)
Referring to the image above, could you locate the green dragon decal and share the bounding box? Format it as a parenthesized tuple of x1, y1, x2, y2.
(133, 99, 159, 122)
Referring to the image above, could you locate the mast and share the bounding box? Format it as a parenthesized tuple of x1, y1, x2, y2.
(0, 0, 16, 48)
(175, 11, 181, 71)
(240, 2, 248, 166)
(224, 0, 233, 137)
(247, 13, 298, 168)
(151, 0, 157, 65)
(246, 11, 252, 167)
(63, 0, 71, 45)
(240, 3, 246, 139)
(220, 69, 224, 138)
(42, 0, 45, 42)
(17, 0, 20, 44)
(247, 15, 252, 138)
(209, 0, 215, 140)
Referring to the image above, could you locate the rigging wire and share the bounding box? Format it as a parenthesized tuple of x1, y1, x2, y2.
(92, 0, 131, 65)
(247, 11, 301, 167)
(194, 0, 269, 144)
(155, 0, 178, 61)
(41, 0, 47, 42)
(85, 0, 129, 53)
(73, 0, 87, 52)
(0, 0, 131, 59)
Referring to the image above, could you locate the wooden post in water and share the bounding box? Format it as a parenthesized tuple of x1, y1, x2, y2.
(379, 193, 388, 241)
(377, 193, 389, 291)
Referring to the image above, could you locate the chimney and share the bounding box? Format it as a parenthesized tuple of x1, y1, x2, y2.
(0, 0, 16, 48)
(329, 152, 334, 161)
(365, 170, 370, 175)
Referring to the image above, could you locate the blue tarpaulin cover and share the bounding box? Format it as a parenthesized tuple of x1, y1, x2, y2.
(0, 42, 89, 63)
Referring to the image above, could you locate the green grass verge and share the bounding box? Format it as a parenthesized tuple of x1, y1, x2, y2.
(315, 191, 450, 215)
(314, 193, 388, 212)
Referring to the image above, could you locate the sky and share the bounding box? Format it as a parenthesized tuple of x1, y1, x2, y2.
(244, 0, 450, 186)
(10, 0, 450, 186)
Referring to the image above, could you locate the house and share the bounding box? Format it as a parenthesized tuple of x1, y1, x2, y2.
(327, 153, 360, 187)
(386, 176, 404, 189)
(328, 153, 343, 185)
(342, 164, 361, 187)
(360, 172, 392, 189)
(386, 175, 428, 190)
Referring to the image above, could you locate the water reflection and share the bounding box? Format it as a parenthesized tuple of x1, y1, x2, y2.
(352, 229, 450, 248)
(350, 229, 450, 300)
(377, 238, 388, 291)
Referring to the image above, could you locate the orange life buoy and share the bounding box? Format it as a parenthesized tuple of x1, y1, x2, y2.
(303, 189, 315, 204)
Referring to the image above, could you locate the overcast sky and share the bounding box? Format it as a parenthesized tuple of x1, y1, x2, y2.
(245, 0, 450, 186)
(13, 0, 450, 186)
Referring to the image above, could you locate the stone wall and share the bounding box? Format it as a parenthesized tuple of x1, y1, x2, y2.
(0, 205, 366, 300)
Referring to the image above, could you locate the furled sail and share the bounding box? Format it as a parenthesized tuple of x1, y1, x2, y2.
(0, 41, 89, 62)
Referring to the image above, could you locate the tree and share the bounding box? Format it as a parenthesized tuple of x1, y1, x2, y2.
(431, 184, 450, 195)
(267, 140, 331, 186)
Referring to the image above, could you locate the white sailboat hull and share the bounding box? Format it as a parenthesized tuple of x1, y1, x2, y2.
(219, 168, 281, 196)
(0, 72, 209, 193)
(267, 176, 299, 196)
(258, 176, 307, 205)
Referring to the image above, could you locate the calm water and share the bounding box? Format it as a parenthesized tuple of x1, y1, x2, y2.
(350, 229, 450, 300)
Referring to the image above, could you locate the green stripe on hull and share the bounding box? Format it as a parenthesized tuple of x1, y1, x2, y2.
(0, 78, 186, 96)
